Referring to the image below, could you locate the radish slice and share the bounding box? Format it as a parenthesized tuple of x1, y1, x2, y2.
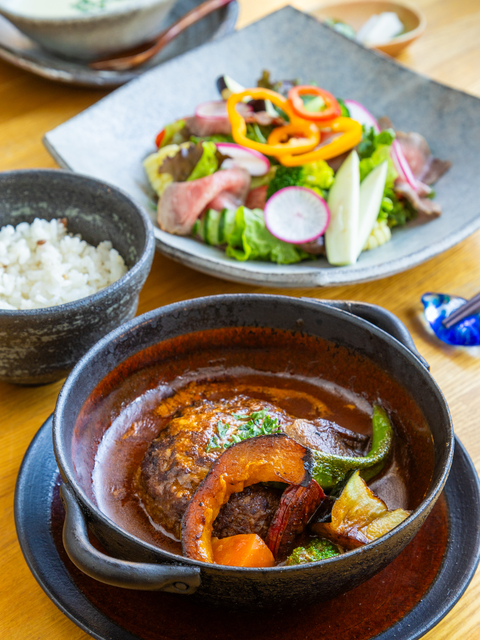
(345, 99, 419, 192)
(344, 100, 380, 132)
(217, 143, 270, 176)
(195, 100, 229, 121)
(195, 100, 253, 122)
(264, 187, 330, 244)
(391, 139, 418, 191)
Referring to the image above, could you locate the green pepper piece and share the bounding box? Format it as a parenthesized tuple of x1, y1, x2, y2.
(312, 405, 393, 489)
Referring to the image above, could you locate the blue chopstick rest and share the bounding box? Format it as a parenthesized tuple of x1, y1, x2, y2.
(421, 293, 480, 346)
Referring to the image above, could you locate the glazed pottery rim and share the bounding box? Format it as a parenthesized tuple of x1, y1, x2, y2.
(53, 293, 454, 574)
(0, 0, 171, 24)
(319, 0, 426, 47)
(0, 168, 155, 318)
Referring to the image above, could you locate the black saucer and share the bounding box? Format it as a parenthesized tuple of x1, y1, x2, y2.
(15, 416, 480, 640)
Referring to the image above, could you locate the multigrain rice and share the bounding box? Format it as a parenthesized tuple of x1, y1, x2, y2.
(0, 217, 128, 310)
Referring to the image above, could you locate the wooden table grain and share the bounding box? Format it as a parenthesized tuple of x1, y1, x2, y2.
(1, 1, 480, 638)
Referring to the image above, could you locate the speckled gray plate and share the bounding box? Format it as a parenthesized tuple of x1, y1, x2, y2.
(44, 7, 480, 287)
(0, 0, 238, 88)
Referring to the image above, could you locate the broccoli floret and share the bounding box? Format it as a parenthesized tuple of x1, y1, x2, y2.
(285, 538, 340, 566)
(267, 161, 335, 200)
(381, 187, 416, 228)
(267, 166, 302, 198)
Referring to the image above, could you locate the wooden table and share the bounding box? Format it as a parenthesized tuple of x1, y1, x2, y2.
(1, 1, 480, 638)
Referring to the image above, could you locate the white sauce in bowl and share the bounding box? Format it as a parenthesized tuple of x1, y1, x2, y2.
(0, 0, 150, 19)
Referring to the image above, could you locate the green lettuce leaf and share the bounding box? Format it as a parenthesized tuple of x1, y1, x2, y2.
(187, 141, 219, 181)
(359, 144, 397, 186)
(225, 207, 309, 264)
(337, 98, 350, 118)
(159, 119, 189, 148)
(190, 133, 234, 144)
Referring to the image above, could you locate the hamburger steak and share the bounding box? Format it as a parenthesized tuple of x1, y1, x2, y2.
(136, 395, 369, 541)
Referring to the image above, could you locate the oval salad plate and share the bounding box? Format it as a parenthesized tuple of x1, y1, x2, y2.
(44, 7, 480, 287)
(0, 0, 238, 88)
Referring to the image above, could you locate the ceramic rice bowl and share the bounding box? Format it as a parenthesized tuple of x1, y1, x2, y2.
(0, 169, 155, 385)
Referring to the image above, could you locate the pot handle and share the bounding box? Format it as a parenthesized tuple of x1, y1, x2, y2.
(311, 299, 429, 370)
(60, 483, 201, 594)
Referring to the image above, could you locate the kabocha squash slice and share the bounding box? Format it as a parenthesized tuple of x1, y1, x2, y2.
(181, 434, 313, 563)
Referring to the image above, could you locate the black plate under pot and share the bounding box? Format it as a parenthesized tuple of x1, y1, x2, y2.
(14, 414, 480, 640)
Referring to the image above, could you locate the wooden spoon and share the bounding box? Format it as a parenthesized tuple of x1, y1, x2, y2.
(89, 0, 235, 72)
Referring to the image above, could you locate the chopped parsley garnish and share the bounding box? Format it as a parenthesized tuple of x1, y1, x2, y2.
(205, 435, 220, 453)
(205, 410, 282, 453)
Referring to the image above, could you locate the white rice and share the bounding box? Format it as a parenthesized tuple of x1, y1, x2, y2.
(0, 217, 128, 311)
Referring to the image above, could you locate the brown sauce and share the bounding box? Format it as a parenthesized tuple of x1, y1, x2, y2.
(73, 326, 435, 557)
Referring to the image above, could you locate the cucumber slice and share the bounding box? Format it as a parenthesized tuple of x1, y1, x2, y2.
(204, 209, 222, 246)
(218, 208, 237, 244)
(357, 161, 388, 258)
(192, 219, 200, 238)
(325, 150, 360, 266)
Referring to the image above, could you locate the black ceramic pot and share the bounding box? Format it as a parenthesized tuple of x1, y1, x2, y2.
(53, 295, 454, 607)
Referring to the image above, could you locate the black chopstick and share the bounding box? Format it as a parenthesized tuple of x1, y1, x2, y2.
(442, 292, 480, 329)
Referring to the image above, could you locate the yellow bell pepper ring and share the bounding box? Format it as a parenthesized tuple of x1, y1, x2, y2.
(278, 117, 363, 167)
(267, 123, 323, 152)
(226, 88, 320, 157)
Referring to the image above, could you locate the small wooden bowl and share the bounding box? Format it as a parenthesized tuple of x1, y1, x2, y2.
(312, 0, 426, 56)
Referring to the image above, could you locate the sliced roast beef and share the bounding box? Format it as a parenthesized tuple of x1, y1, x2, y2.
(158, 167, 251, 235)
(207, 190, 246, 212)
(416, 156, 452, 186)
(395, 180, 442, 221)
(395, 130, 451, 185)
(295, 236, 326, 256)
(378, 116, 451, 185)
(246, 111, 285, 127)
(245, 185, 268, 210)
(185, 115, 232, 138)
(416, 181, 433, 198)
(326, 151, 349, 173)
(185, 100, 285, 138)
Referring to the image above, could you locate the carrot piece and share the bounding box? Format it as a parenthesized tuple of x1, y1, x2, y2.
(212, 534, 275, 568)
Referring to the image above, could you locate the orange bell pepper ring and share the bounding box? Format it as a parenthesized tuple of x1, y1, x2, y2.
(288, 85, 342, 122)
(226, 88, 320, 157)
(273, 117, 363, 167)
